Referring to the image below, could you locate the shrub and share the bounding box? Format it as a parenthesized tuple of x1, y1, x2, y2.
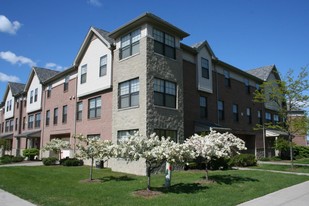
(42, 157, 58, 166)
(229, 154, 257, 167)
(294, 146, 309, 159)
(60, 157, 84, 166)
(12, 156, 24, 162)
(0, 155, 13, 164)
(23, 148, 39, 160)
(208, 157, 230, 170)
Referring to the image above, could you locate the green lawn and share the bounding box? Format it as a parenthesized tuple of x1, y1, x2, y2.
(253, 164, 309, 173)
(0, 166, 308, 206)
(294, 158, 309, 164)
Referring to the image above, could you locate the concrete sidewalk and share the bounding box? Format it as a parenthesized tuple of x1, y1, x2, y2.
(238, 181, 309, 206)
(0, 161, 43, 167)
(0, 189, 36, 206)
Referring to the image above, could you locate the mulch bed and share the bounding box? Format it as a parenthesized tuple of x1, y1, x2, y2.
(79, 179, 102, 183)
(132, 190, 163, 198)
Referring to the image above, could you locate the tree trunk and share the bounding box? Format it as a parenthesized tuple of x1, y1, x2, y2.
(205, 162, 209, 181)
(90, 157, 94, 180)
(146, 166, 151, 191)
(289, 135, 294, 169)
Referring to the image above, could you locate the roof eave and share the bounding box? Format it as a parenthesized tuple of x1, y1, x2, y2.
(109, 13, 189, 39)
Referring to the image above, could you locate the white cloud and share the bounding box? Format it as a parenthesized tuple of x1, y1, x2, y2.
(0, 51, 36, 67)
(45, 62, 64, 71)
(0, 72, 20, 82)
(0, 15, 21, 34)
(87, 0, 102, 7)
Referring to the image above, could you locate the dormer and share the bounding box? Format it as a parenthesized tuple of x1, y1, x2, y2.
(2, 82, 25, 119)
(74, 27, 114, 97)
(109, 13, 189, 61)
(192, 41, 217, 93)
(24, 67, 59, 113)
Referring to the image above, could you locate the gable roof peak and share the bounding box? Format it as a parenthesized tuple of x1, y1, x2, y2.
(246, 64, 277, 81)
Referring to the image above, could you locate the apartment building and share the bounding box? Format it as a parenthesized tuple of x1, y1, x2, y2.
(0, 13, 289, 175)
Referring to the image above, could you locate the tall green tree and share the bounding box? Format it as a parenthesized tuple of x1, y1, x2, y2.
(254, 66, 309, 166)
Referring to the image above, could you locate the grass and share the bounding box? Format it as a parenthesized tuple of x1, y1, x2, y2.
(294, 158, 309, 164)
(253, 164, 309, 173)
(0, 166, 308, 206)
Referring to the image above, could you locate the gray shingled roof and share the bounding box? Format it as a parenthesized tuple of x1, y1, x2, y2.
(33, 67, 60, 83)
(246, 65, 275, 81)
(8, 82, 25, 96)
(191, 41, 204, 49)
(92, 27, 114, 44)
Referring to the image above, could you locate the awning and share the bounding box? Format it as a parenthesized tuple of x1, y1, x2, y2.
(194, 121, 231, 133)
(0, 133, 13, 139)
(15, 130, 41, 138)
(266, 129, 289, 137)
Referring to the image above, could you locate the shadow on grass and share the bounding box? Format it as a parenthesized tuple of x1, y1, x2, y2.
(152, 183, 208, 194)
(99, 175, 136, 182)
(209, 174, 259, 185)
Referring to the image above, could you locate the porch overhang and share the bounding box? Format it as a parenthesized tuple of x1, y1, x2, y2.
(15, 130, 41, 138)
(0, 133, 13, 139)
(266, 129, 289, 137)
(194, 121, 231, 133)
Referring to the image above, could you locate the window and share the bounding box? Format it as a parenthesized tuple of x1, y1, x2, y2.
(62, 105, 68, 123)
(34, 88, 38, 102)
(16, 100, 19, 109)
(200, 96, 207, 118)
(273, 114, 279, 125)
(35, 113, 41, 128)
(265, 112, 271, 123)
(153, 28, 175, 59)
(6, 99, 12, 111)
(224, 70, 231, 87)
(23, 117, 25, 130)
(218, 100, 224, 120)
(154, 78, 176, 108)
(28, 115, 34, 129)
(15, 118, 18, 131)
(120, 29, 140, 59)
(76, 102, 83, 121)
(47, 85, 51, 98)
(80, 64, 87, 84)
(46, 110, 50, 126)
(244, 78, 250, 94)
(117, 129, 138, 142)
(87, 134, 100, 141)
(88, 97, 101, 119)
(9, 119, 13, 132)
(201, 58, 209, 79)
(119, 78, 139, 109)
(99, 55, 107, 77)
(64, 76, 69, 92)
(54, 108, 58, 125)
(258, 110, 263, 124)
(154, 129, 178, 143)
(5, 121, 9, 132)
(30, 90, 33, 103)
(255, 84, 260, 91)
(232, 104, 239, 122)
(246, 108, 252, 124)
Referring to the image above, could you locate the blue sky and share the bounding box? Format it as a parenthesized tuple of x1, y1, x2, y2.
(0, 0, 309, 107)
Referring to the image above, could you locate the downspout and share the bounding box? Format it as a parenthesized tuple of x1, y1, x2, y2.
(213, 58, 220, 125)
(73, 67, 78, 156)
(40, 85, 47, 159)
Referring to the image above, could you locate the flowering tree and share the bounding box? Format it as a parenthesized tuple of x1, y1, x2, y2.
(116, 132, 185, 191)
(184, 129, 246, 180)
(42, 138, 71, 160)
(75, 134, 114, 180)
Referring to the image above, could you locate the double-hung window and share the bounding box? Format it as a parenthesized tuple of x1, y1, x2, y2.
(232, 104, 239, 122)
(200, 96, 207, 118)
(258, 110, 263, 124)
(80, 64, 87, 84)
(35, 113, 41, 128)
(28, 115, 34, 129)
(62, 105, 68, 123)
(119, 78, 139, 109)
(224, 70, 231, 87)
(47, 85, 51, 98)
(117, 129, 138, 143)
(120, 29, 140, 59)
(201, 58, 209, 79)
(218, 100, 224, 120)
(64, 76, 69, 92)
(153, 28, 175, 59)
(154, 129, 178, 143)
(265, 112, 271, 123)
(76, 102, 83, 121)
(34, 88, 38, 102)
(88, 97, 101, 119)
(54, 108, 58, 125)
(273, 114, 279, 125)
(244, 78, 250, 94)
(246, 107, 252, 124)
(30, 90, 34, 104)
(154, 78, 176, 108)
(99, 55, 107, 76)
(46, 110, 50, 126)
